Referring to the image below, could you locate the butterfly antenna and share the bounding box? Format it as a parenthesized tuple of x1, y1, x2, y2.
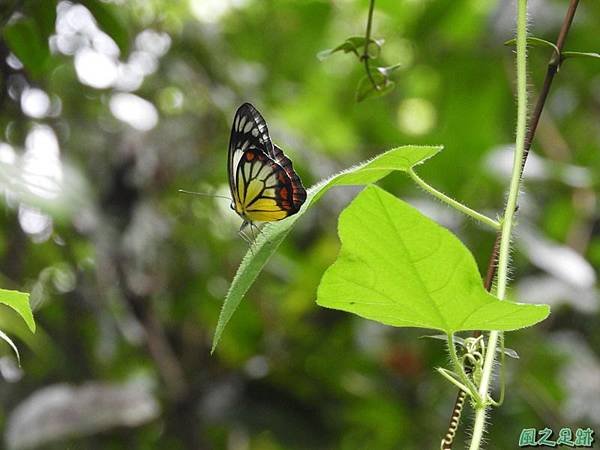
(178, 189, 232, 201)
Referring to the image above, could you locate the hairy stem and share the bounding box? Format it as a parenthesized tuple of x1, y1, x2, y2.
(469, 0, 528, 447)
(481, 0, 580, 294)
(442, 0, 580, 447)
(408, 169, 500, 230)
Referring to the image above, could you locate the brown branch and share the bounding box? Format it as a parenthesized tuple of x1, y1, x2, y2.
(521, 0, 580, 176)
(441, 0, 581, 447)
(488, 0, 580, 303)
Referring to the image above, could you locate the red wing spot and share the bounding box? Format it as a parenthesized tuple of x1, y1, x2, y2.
(246, 151, 255, 161)
(279, 187, 288, 199)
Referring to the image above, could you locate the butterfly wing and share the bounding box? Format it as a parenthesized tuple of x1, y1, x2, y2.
(228, 103, 306, 225)
(227, 103, 273, 206)
(234, 148, 304, 223)
(271, 144, 307, 211)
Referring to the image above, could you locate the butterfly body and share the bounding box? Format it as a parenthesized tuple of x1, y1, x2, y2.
(228, 103, 306, 232)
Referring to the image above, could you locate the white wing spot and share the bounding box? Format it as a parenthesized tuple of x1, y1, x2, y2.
(243, 121, 253, 133)
(248, 161, 258, 179)
(265, 173, 277, 185)
(243, 162, 252, 180)
(238, 115, 247, 132)
(257, 164, 271, 180)
(251, 128, 259, 137)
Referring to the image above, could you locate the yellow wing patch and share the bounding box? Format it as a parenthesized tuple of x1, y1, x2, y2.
(232, 149, 295, 224)
(227, 103, 307, 232)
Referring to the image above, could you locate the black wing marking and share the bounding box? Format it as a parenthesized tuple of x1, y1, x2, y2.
(227, 103, 306, 217)
(271, 144, 306, 212)
(234, 149, 302, 218)
(227, 103, 272, 204)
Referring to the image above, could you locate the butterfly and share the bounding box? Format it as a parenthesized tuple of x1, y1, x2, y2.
(227, 103, 306, 241)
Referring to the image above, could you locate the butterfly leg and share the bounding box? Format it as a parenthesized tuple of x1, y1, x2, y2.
(238, 224, 251, 243)
(252, 222, 265, 241)
(239, 222, 255, 255)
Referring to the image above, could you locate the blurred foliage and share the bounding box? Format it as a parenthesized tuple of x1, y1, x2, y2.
(0, 285, 35, 366)
(0, 0, 599, 449)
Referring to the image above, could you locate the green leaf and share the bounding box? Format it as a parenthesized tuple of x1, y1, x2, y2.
(504, 36, 559, 53)
(504, 37, 560, 61)
(81, 0, 130, 54)
(317, 186, 550, 333)
(423, 334, 519, 359)
(561, 51, 600, 61)
(365, 38, 384, 59)
(3, 18, 51, 78)
(504, 38, 599, 64)
(26, 0, 58, 39)
(0, 289, 36, 333)
(356, 74, 395, 102)
(211, 145, 443, 352)
(317, 36, 383, 61)
(317, 36, 365, 60)
(376, 63, 403, 77)
(0, 329, 21, 366)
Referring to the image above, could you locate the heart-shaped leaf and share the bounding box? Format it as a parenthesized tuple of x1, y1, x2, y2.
(211, 145, 443, 352)
(317, 186, 550, 333)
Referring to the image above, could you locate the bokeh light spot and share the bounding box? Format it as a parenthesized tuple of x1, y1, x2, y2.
(21, 88, 51, 119)
(109, 93, 159, 131)
(75, 49, 118, 89)
(396, 98, 436, 136)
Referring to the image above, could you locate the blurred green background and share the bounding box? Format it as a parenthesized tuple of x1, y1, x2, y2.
(0, 0, 599, 449)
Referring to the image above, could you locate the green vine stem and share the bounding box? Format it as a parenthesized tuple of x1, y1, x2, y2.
(468, 0, 528, 448)
(361, 0, 380, 90)
(446, 333, 482, 403)
(408, 168, 500, 230)
(442, 0, 580, 447)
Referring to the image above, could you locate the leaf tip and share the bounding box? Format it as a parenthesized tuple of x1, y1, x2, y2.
(210, 329, 222, 355)
(316, 49, 332, 61)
